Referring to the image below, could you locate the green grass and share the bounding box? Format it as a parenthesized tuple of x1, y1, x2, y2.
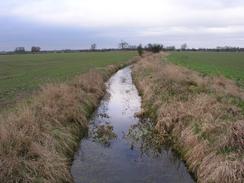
(167, 52, 244, 87)
(0, 51, 136, 105)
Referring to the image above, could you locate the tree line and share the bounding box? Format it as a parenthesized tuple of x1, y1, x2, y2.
(1, 42, 243, 55)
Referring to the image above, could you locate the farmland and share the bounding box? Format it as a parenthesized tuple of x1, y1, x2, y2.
(0, 51, 243, 183)
(167, 51, 244, 87)
(0, 51, 136, 107)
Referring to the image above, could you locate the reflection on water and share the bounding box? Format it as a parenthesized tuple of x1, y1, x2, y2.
(71, 67, 195, 183)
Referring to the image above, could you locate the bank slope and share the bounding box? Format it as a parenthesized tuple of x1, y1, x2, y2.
(132, 53, 244, 183)
(0, 57, 138, 183)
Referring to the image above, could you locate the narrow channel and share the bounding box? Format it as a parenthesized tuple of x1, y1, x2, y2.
(71, 66, 194, 183)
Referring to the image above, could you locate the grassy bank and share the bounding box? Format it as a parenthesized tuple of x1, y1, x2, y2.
(132, 53, 244, 183)
(0, 56, 139, 183)
(168, 51, 244, 87)
(0, 51, 136, 108)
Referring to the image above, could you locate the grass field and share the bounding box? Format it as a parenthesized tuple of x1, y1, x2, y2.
(167, 51, 244, 87)
(0, 51, 136, 106)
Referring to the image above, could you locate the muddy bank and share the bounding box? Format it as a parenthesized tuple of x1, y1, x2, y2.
(72, 66, 194, 183)
(132, 53, 244, 183)
(0, 57, 138, 183)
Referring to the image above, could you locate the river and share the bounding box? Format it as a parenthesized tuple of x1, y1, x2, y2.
(71, 66, 194, 183)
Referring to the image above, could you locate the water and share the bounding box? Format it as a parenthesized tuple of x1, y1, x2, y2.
(71, 67, 195, 183)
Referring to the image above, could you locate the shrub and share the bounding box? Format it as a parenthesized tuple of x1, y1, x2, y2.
(137, 44, 143, 56)
(146, 44, 163, 53)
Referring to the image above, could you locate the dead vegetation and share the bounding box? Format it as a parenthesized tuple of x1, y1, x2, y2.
(92, 124, 117, 146)
(0, 57, 139, 183)
(132, 53, 244, 183)
(127, 118, 166, 154)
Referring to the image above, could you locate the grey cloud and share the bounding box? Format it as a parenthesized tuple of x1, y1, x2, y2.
(1, 0, 244, 50)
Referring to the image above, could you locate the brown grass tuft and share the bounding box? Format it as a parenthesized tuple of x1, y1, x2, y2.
(227, 120, 244, 152)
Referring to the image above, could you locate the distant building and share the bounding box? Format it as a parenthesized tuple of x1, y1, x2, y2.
(165, 46, 176, 51)
(15, 47, 25, 53)
(128, 45, 137, 49)
(31, 46, 41, 53)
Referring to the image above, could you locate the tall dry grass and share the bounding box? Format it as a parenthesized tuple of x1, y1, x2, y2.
(0, 57, 139, 183)
(132, 53, 244, 183)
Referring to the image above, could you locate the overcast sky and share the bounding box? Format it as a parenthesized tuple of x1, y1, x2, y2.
(1, 0, 244, 50)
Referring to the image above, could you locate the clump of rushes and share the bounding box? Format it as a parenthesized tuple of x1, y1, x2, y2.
(132, 53, 244, 183)
(0, 56, 139, 183)
(93, 125, 117, 146)
(127, 118, 166, 154)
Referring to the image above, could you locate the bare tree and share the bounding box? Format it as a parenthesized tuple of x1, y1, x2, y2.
(91, 43, 96, 51)
(181, 43, 187, 50)
(118, 40, 129, 49)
